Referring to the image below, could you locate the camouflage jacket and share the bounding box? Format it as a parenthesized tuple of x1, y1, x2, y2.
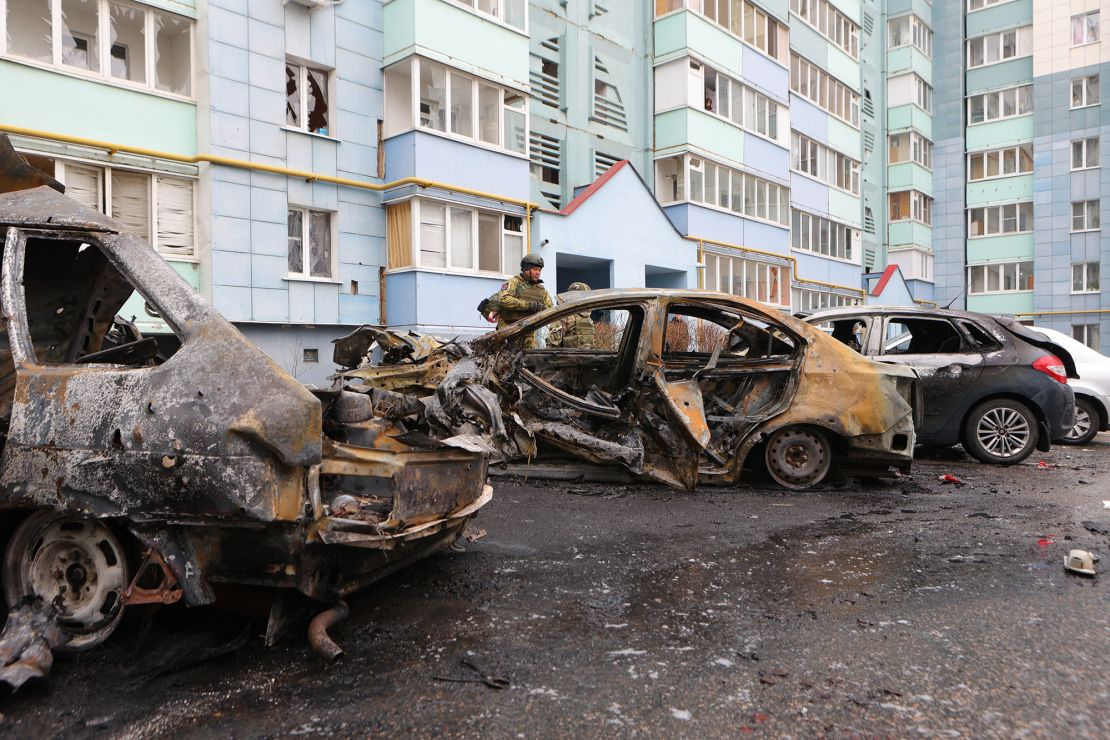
(549, 312, 594, 348)
(494, 274, 553, 325)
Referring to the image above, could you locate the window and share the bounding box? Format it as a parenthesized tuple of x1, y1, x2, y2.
(790, 54, 860, 126)
(385, 57, 528, 155)
(793, 288, 861, 312)
(886, 73, 933, 112)
(967, 85, 1033, 124)
(1071, 75, 1100, 109)
(967, 202, 1033, 237)
(1072, 262, 1100, 293)
(530, 39, 560, 108)
(889, 132, 934, 169)
(1072, 200, 1100, 232)
(790, 209, 858, 261)
(969, 0, 1016, 10)
(286, 62, 330, 135)
(700, 64, 781, 140)
(1072, 11, 1100, 46)
(388, 198, 525, 274)
(967, 144, 1032, 180)
(1073, 323, 1101, 351)
(287, 208, 334, 279)
(654, 155, 789, 226)
(39, 156, 195, 258)
(888, 14, 933, 58)
(449, 0, 526, 30)
(1, 0, 192, 95)
(967, 27, 1032, 68)
(1072, 137, 1100, 170)
(881, 318, 963, 355)
(702, 252, 790, 307)
(529, 132, 560, 186)
(790, 0, 859, 59)
(791, 132, 861, 193)
(967, 262, 1034, 294)
(889, 191, 933, 225)
(658, 1, 787, 64)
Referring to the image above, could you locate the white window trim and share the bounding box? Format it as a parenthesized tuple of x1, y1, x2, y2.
(789, 208, 861, 265)
(443, 0, 529, 36)
(1071, 262, 1100, 294)
(790, 53, 861, 128)
(1070, 75, 1100, 110)
(702, 251, 792, 308)
(48, 155, 198, 260)
(684, 0, 790, 68)
(789, 0, 860, 61)
(966, 202, 1034, 238)
(695, 59, 788, 147)
(0, 0, 195, 101)
(966, 85, 1033, 126)
(1071, 201, 1101, 233)
(1072, 138, 1101, 171)
(654, 154, 791, 228)
(967, 0, 1020, 13)
(889, 131, 934, 171)
(887, 14, 933, 58)
(967, 261, 1035, 295)
(966, 144, 1033, 181)
(394, 57, 530, 160)
(790, 131, 862, 195)
(406, 197, 523, 277)
(285, 58, 336, 137)
(966, 26, 1033, 69)
(286, 206, 339, 282)
(1072, 11, 1100, 48)
(889, 191, 933, 227)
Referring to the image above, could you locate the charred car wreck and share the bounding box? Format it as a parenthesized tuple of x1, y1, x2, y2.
(334, 290, 921, 491)
(0, 136, 490, 678)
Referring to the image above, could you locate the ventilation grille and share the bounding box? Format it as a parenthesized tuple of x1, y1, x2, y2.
(863, 206, 876, 234)
(863, 130, 875, 153)
(530, 132, 561, 171)
(595, 151, 620, 179)
(862, 96, 874, 118)
(590, 1, 609, 17)
(862, 12, 874, 35)
(592, 56, 628, 131)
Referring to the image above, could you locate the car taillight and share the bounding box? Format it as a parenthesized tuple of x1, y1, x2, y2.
(1032, 354, 1068, 384)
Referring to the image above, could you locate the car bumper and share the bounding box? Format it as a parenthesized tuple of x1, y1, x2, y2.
(841, 410, 917, 476)
(1035, 382, 1076, 441)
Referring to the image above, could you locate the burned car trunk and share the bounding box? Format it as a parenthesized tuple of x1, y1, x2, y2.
(0, 137, 490, 653)
(335, 290, 918, 491)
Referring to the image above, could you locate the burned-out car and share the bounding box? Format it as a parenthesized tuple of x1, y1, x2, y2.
(0, 138, 489, 660)
(336, 290, 920, 491)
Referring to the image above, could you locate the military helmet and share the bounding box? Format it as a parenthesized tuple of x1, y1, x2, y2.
(520, 253, 545, 269)
(567, 282, 591, 291)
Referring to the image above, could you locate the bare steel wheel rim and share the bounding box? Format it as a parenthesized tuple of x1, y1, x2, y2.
(1067, 406, 1093, 441)
(766, 428, 831, 489)
(3, 514, 129, 649)
(975, 407, 1032, 458)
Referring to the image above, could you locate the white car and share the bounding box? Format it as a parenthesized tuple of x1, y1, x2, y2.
(1032, 326, 1110, 444)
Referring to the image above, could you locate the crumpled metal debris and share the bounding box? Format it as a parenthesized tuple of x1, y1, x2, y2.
(0, 599, 69, 691)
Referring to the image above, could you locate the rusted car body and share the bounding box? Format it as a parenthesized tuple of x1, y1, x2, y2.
(0, 139, 489, 652)
(336, 290, 919, 490)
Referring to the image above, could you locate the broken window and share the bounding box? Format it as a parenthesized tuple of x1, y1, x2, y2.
(287, 207, 333, 279)
(882, 318, 963, 355)
(3, 0, 192, 95)
(663, 305, 797, 362)
(524, 308, 639, 404)
(287, 62, 330, 135)
(17, 233, 180, 367)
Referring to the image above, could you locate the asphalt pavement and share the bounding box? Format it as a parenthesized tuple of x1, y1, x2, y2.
(2, 440, 1109, 738)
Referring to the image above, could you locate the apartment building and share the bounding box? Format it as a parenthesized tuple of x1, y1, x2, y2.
(933, 0, 1108, 350)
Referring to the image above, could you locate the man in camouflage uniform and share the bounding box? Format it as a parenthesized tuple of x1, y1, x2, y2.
(490, 253, 553, 348)
(548, 282, 595, 349)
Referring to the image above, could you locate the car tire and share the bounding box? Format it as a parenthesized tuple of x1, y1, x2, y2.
(764, 426, 832, 489)
(1060, 397, 1100, 446)
(2, 511, 130, 651)
(962, 399, 1038, 465)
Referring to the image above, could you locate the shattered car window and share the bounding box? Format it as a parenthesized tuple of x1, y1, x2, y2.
(21, 234, 178, 366)
(525, 308, 639, 403)
(960, 320, 1001, 351)
(664, 304, 797, 360)
(814, 318, 867, 353)
(883, 318, 963, 355)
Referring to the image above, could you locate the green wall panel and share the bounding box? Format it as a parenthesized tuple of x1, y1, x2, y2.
(827, 117, 862, 158)
(966, 58, 1033, 95)
(828, 188, 862, 227)
(966, 175, 1034, 206)
(888, 220, 932, 249)
(886, 104, 933, 140)
(967, 292, 1034, 315)
(966, 233, 1035, 262)
(0, 61, 196, 154)
(965, 116, 1034, 150)
(966, 0, 1032, 37)
(886, 162, 933, 194)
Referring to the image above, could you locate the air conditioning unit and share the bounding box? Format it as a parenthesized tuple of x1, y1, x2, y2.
(288, 0, 328, 9)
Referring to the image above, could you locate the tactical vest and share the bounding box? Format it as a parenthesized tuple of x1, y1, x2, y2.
(559, 313, 594, 348)
(499, 277, 551, 323)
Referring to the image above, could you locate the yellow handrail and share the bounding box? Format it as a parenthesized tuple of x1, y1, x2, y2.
(0, 123, 540, 249)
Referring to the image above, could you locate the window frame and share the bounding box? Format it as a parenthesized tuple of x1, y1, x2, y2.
(701, 251, 791, 308)
(967, 261, 1035, 295)
(1072, 11, 1100, 47)
(966, 202, 1034, 238)
(653, 154, 790, 228)
(387, 56, 529, 158)
(285, 59, 334, 137)
(966, 143, 1033, 181)
(790, 53, 860, 128)
(286, 205, 338, 282)
(1070, 74, 1100, 109)
(966, 26, 1033, 69)
(790, 131, 861, 193)
(1071, 200, 1101, 233)
(401, 197, 526, 277)
(0, 0, 195, 100)
(1072, 323, 1101, 351)
(446, 0, 528, 34)
(967, 85, 1033, 125)
(888, 190, 933, 226)
(698, 61, 783, 143)
(1071, 261, 1101, 294)
(790, 0, 860, 60)
(790, 208, 860, 263)
(889, 131, 935, 170)
(1072, 137, 1101, 170)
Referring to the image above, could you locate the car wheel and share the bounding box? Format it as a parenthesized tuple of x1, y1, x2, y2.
(962, 399, 1038, 465)
(2, 511, 130, 651)
(765, 427, 832, 489)
(1061, 397, 1100, 445)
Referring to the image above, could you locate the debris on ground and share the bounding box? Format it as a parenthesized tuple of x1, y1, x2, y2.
(1063, 549, 1098, 576)
(433, 659, 510, 689)
(464, 528, 488, 542)
(0, 599, 68, 691)
(1036, 460, 1056, 470)
(938, 474, 964, 485)
(1081, 521, 1110, 535)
